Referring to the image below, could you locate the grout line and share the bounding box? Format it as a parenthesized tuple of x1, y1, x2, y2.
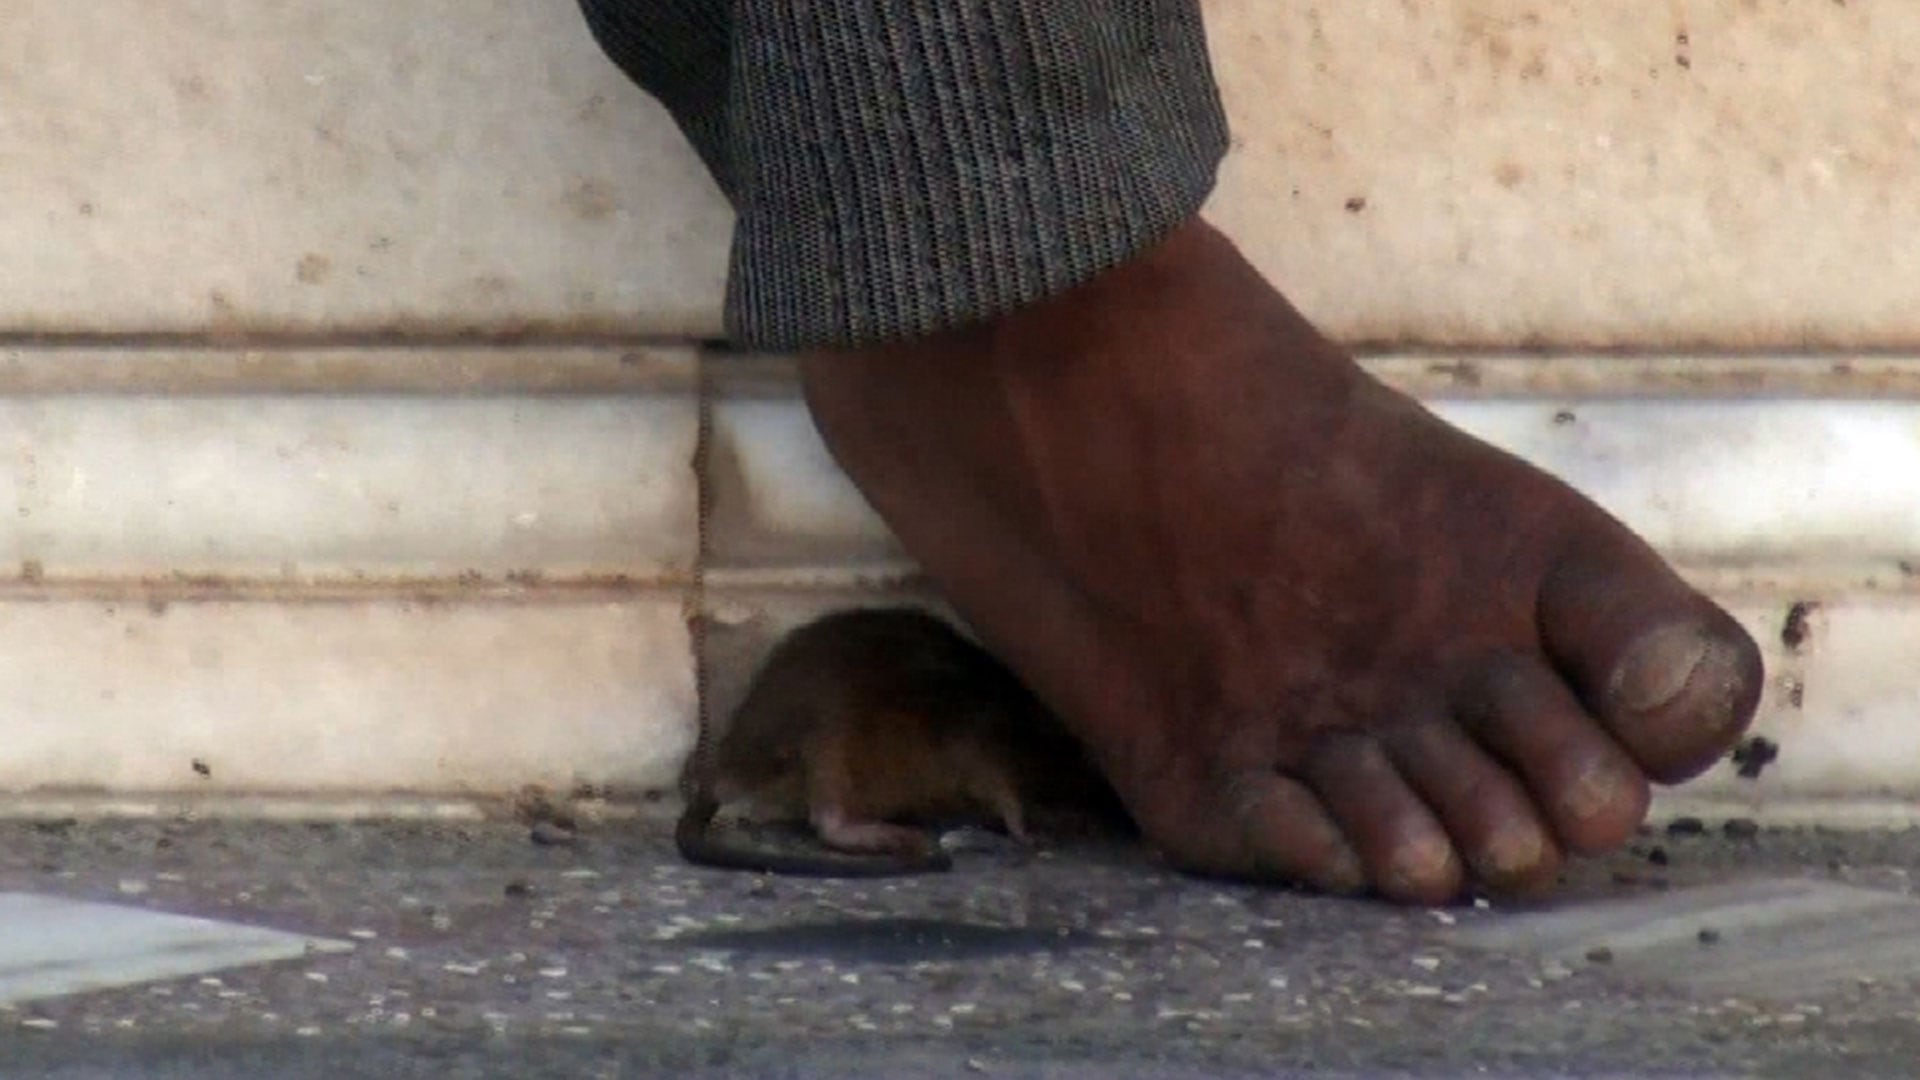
(709, 352, 1920, 400)
(7, 331, 1920, 358)
(0, 792, 1912, 828)
(0, 344, 699, 397)
(0, 577, 688, 605)
(0, 795, 497, 822)
(2, 345, 1920, 398)
(0, 562, 1901, 604)
(1676, 564, 1920, 597)
(0, 330, 721, 350)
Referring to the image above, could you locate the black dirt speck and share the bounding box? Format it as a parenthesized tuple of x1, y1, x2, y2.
(1731, 735, 1780, 780)
(1781, 601, 1818, 651)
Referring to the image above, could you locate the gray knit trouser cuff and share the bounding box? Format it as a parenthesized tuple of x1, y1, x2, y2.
(579, 1, 1231, 353)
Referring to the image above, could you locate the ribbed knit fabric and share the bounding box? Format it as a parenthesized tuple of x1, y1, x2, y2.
(578, 0, 1229, 352)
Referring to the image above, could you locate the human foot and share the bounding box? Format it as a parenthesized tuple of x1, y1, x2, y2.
(797, 219, 1763, 904)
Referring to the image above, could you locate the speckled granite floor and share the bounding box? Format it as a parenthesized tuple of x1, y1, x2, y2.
(0, 815, 1917, 1077)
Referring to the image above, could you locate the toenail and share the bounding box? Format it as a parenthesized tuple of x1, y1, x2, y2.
(1556, 761, 1634, 826)
(1473, 824, 1549, 880)
(1608, 623, 1713, 714)
(1321, 845, 1368, 894)
(1384, 837, 1458, 896)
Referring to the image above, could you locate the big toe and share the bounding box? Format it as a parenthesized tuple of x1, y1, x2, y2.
(1539, 531, 1765, 783)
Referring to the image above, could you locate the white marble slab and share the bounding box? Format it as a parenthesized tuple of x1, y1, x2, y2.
(0, 893, 349, 1005)
(1449, 878, 1920, 998)
(0, 597, 695, 796)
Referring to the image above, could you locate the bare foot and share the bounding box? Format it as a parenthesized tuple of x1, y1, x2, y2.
(797, 219, 1763, 904)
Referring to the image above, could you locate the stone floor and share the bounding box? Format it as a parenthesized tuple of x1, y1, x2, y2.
(1, 814, 1918, 1077)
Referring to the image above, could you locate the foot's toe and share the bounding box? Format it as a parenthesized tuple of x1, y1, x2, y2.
(1379, 715, 1562, 895)
(1301, 733, 1463, 904)
(1540, 537, 1764, 782)
(1598, 617, 1763, 783)
(1455, 656, 1651, 855)
(1148, 763, 1366, 895)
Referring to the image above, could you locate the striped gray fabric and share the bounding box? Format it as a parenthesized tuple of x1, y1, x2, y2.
(578, 0, 1229, 352)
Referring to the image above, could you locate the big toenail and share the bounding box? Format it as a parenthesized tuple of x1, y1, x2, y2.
(1608, 624, 1712, 713)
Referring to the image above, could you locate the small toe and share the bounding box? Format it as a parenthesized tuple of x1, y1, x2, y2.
(1149, 761, 1367, 895)
(1454, 656, 1650, 855)
(1379, 714, 1562, 895)
(1301, 733, 1464, 905)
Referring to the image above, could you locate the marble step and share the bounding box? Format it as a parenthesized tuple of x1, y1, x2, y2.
(0, 345, 1908, 819)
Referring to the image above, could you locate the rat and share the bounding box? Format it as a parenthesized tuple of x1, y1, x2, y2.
(675, 607, 1118, 877)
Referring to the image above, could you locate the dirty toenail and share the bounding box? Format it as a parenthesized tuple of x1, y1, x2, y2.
(1608, 623, 1713, 714)
(1321, 845, 1368, 894)
(1472, 823, 1549, 880)
(1270, 814, 1366, 894)
(1384, 837, 1458, 896)
(1556, 761, 1635, 826)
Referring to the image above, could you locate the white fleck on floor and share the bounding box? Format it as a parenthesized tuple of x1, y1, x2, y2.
(0, 893, 349, 1005)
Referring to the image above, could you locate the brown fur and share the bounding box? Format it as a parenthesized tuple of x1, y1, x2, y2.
(676, 607, 1116, 877)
